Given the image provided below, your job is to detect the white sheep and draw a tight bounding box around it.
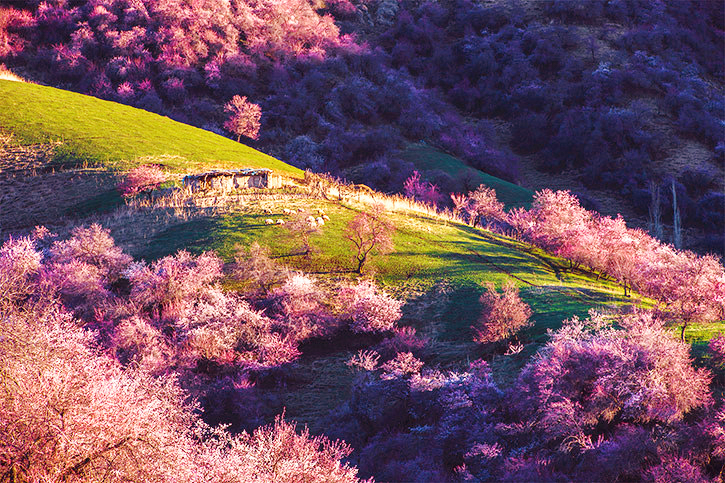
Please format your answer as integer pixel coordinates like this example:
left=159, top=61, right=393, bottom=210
left=305, top=215, right=316, bottom=224
left=276, top=219, right=286, bottom=225
left=283, top=208, right=291, bottom=215
left=316, top=217, right=325, bottom=226
left=264, top=219, right=274, bottom=225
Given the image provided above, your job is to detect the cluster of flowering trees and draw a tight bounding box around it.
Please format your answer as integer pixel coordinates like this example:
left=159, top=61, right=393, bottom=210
left=2, top=212, right=723, bottom=481
left=462, top=187, right=724, bottom=339
left=377, top=0, right=723, bottom=247
left=327, top=310, right=720, bottom=481
left=0, top=229, right=370, bottom=482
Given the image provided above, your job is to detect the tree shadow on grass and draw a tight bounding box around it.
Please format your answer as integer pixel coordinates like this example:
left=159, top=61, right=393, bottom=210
left=141, top=217, right=221, bottom=260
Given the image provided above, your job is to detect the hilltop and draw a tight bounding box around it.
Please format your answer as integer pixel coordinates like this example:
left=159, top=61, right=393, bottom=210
left=0, top=79, right=302, bottom=232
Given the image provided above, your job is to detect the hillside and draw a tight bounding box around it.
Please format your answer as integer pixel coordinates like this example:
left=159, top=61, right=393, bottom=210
left=0, top=79, right=302, bottom=232
left=1, top=0, right=721, bottom=256
left=0, top=80, right=302, bottom=175
left=0, top=3, right=724, bottom=479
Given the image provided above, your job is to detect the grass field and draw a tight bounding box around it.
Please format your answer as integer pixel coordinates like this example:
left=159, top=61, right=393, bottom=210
left=133, top=197, right=641, bottom=430
left=0, top=80, right=302, bottom=176
left=400, top=143, right=534, bottom=209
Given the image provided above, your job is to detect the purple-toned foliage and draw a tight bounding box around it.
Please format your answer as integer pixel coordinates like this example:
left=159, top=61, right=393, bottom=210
left=0, top=236, right=43, bottom=307
left=709, top=335, right=725, bottom=369
left=466, top=185, right=505, bottom=228
left=374, top=326, right=428, bottom=359
left=516, top=310, right=712, bottom=444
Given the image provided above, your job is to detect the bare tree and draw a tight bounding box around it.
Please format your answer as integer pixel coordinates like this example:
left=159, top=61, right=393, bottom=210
left=671, top=180, right=682, bottom=249
left=648, top=181, right=663, bottom=241
left=344, top=204, right=395, bottom=274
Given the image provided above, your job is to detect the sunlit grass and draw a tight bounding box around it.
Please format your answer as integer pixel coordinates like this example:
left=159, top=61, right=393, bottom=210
left=135, top=196, right=640, bottom=418
left=0, top=80, right=303, bottom=176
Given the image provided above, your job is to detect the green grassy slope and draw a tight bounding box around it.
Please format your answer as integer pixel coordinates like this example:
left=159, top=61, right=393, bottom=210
left=0, top=80, right=302, bottom=176
left=400, top=143, right=534, bottom=209
left=134, top=198, right=640, bottom=429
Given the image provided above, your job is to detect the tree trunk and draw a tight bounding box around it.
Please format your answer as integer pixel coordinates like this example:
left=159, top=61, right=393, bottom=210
left=356, top=256, right=365, bottom=274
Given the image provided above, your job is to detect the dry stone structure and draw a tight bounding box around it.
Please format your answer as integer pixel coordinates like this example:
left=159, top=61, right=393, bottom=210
left=183, top=168, right=284, bottom=193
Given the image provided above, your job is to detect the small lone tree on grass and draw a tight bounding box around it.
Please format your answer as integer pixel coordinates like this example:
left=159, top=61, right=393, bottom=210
left=224, top=95, right=261, bottom=142
left=285, top=210, right=320, bottom=257
left=344, top=204, right=394, bottom=274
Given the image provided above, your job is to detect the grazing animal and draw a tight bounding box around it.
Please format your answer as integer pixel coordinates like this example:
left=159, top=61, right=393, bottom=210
left=265, top=219, right=274, bottom=225
left=316, top=217, right=325, bottom=226
left=283, top=208, right=291, bottom=214
left=276, top=219, right=286, bottom=225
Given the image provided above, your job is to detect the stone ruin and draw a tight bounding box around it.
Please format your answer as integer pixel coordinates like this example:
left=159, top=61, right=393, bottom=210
left=183, top=168, right=284, bottom=193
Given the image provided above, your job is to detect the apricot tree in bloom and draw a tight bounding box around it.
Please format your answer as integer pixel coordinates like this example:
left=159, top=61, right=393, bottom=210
left=466, top=185, right=505, bottom=228
left=49, top=224, right=132, bottom=282
left=515, top=310, right=712, bottom=447
left=404, top=170, right=442, bottom=206
left=523, top=189, right=592, bottom=254
left=344, top=203, right=395, bottom=274
left=338, top=279, right=402, bottom=333
left=224, top=95, right=261, bottom=141
left=117, top=164, right=167, bottom=198
left=380, top=352, right=424, bottom=379
left=472, top=281, right=532, bottom=344
left=0, top=236, right=42, bottom=307
left=125, top=250, right=223, bottom=318
left=268, top=272, right=337, bottom=340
